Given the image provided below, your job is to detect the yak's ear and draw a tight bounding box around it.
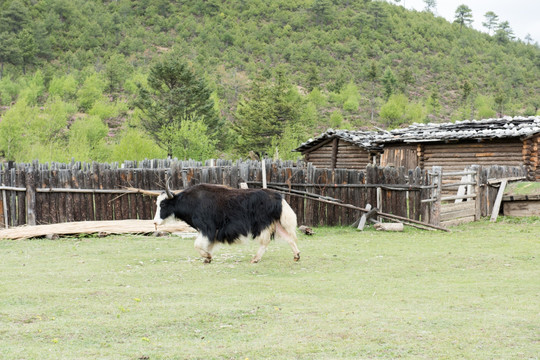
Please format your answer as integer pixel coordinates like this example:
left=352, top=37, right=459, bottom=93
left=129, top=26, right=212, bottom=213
left=165, top=177, right=174, bottom=199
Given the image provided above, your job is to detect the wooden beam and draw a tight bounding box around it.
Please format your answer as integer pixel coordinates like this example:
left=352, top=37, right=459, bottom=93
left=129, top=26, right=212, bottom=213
left=272, top=190, right=450, bottom=232
left=357, top=204, right=374, bottom=231
left=331, top=138, right=339, bottom=170
left=490, top=179, right=507, bottom=222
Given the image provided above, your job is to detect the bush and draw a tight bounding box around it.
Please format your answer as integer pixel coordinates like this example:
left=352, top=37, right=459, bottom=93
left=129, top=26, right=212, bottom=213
left=77, top=73, right=106, bottom=111
left=110, top=128, right=165, bottom=162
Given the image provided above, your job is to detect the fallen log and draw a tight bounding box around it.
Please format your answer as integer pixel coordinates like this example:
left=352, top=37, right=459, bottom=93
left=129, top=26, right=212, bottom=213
left=374, top=222, right=404, bottom=232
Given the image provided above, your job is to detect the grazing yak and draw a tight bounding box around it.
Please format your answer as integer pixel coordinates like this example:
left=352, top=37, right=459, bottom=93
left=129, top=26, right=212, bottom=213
left=153, top=183, right=300, bottom=263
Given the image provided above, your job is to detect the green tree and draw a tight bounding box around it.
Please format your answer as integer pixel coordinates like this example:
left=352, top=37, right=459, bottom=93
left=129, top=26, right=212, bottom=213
left=48, top=74, right=78, bottom=100
left=398, top=68, right=414, bottom=95
left=104, top=53, right=131, bottom=95
left=77, top=73, right=106, bottom=111
left=482, top=11, right=498, bottom=35
left=475, top=95, right=496, bottom=118
left=367, top=61, right=379, bottom=121
left=426, top=87, right=441, bottom=120
left=311, top=0, right=333, bottom=25
left=233, top=71, right=304, bottom=156
left=380, top=94, right=424, bottom=127
left=454, top=4, right=473, bottom=31
left=0, top=99, right=36, bottom=160
left=111, top=128, right=166, bottom=162
left=0, top=0, right=29, bottom=33
left=494, top=89, right=506, bottom=117
left=19, top=29, right=37, bottom=74
left=461, top=80, right=473, bottom=103
left=380, top=93, right=407, bottom=127
left=423, top=0, right=436, bottom=14
left=381, top=67, right=397, bottom=101
left=494, top=21, right=514, bottom=43
left=134, top=53, right=220, bottom=157
left=0, top=32, right=20, bottom=78
left=168, top=116, right=217, bottom=161
left=67, top=115, right=109, bottom=162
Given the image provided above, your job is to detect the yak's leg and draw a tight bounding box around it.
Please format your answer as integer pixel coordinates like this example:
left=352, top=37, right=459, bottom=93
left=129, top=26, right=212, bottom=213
left=194, top=234, right=214, bottom=263
left=251, top=228, right=273, bottom=263
left=276, top=223, right=300, bottom=261
left=279, top=200, right=301, bottom=261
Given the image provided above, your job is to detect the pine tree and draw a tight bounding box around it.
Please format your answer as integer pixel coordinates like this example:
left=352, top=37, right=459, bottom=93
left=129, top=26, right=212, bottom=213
left=233, top=70, right=303, bottom=156
left=482, top=11, right=499, bottom=35
left=381, top=68, right=397, bottom=101
left=134, top=54, right=220, bottom=157
left=454, top=5, right=473, bottom=31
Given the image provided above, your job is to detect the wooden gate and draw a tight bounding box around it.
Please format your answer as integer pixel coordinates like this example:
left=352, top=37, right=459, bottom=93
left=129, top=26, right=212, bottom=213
left=424, top=166, right=481, bottom=227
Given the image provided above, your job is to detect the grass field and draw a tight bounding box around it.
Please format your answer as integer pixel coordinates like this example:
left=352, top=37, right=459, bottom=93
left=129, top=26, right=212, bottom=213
left=1, top=217, right=539, bottom=359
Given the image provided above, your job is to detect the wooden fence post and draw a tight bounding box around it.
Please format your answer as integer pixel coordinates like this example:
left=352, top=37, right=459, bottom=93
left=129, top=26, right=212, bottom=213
left=474, top=166, right=482, bottom=221
left=26, top=167, right=36, bottom=226
left=430, top=166, right=442, bottom=226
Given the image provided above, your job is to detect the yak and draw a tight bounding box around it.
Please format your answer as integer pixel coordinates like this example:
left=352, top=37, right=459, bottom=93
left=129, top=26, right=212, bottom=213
left=153, top=183, right=300, bottom=263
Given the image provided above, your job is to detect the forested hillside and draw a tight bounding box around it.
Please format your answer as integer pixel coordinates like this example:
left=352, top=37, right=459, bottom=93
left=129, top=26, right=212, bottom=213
left=0, top=0, right=538, bottom=162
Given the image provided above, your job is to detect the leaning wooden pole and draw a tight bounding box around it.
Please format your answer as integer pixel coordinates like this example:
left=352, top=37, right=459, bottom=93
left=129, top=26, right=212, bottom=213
left=275, top=190, right=450, bottom=232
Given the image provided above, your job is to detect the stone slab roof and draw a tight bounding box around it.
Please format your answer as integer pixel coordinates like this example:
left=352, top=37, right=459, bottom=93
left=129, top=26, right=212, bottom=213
left=376, top=116, right=540, bottom=144
left=293, top=129, right=385, bottom=153
left=293, top=116, right=540, bottom=152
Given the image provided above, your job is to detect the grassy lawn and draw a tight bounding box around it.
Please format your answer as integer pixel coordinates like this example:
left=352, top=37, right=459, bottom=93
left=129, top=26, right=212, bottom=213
left=1, top=217, right=538, bottom=359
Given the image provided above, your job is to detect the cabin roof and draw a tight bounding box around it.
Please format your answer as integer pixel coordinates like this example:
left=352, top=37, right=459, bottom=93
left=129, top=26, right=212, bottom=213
left=294, top=116, right=540, bottom=152
left=293, top=129, right=386, bottom=153
left=376, top=116, right=540, bottom=144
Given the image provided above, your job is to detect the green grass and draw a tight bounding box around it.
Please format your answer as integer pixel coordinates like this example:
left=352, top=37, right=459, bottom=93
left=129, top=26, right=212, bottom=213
left=505, top=182, right=540, bottom=196
left=1, top=218, right=539, bottom=359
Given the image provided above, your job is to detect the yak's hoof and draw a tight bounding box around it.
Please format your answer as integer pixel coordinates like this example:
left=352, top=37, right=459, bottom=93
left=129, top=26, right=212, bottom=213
left=251, top=258, right=260, bottom=264
left=203, top=257, right=212, bottom=264
left=294, top=253, right=300, bottom=262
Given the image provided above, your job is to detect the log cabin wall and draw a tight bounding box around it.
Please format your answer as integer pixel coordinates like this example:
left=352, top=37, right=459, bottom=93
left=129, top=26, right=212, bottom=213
left=303, top=139, right=334, bottom=169
left=422, top=140, right=524, bottom=173
left=380, top=144, right=418, bottom=169
left=335, top=140, right=372, bottom=170
left=528, top=135, right=539, bottom=181
left=303, top=138, right=371, bottom=170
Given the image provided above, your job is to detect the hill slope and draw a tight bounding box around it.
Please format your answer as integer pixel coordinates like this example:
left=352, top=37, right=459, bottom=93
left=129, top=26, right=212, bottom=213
left=0, top=0, right=538, bottom=161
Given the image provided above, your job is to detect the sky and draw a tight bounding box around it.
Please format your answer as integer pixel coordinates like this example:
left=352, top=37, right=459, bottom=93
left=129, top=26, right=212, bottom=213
left=401, top=0, right=540, bottom=44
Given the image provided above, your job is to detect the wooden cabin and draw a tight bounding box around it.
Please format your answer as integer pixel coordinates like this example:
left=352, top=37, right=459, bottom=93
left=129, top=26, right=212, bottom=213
left=377, top=117, right=540, bottom=181
left=294, top=117, right=539, bottom=181
left=293, top=129, right=382, bottom=170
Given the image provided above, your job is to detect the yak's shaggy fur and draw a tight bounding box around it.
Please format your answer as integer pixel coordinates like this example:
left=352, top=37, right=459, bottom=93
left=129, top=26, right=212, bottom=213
left=154, top=184, right=300, bottom=263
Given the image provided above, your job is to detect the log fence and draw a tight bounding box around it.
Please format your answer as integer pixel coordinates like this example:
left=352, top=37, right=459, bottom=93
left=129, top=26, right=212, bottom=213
left=0, top=159, right=527, bottom=230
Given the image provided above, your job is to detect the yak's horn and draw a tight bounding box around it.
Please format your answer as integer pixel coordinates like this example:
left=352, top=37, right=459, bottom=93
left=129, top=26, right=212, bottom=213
left=165, top=177, right=174, bottom=199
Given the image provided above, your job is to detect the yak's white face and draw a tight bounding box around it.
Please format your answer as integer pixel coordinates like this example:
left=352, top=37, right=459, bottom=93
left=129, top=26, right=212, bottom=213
left=153, top=193, right=174, bottom=227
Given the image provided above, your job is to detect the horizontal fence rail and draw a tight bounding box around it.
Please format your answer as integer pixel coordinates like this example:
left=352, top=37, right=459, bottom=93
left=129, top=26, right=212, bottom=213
left=0, top=159, right=527, bottom=229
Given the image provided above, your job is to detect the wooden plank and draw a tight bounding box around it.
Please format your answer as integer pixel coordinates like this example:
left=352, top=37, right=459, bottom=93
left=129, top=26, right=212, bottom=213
left=133, top=169, right=143, bottom=220
left=25, top=168, right=36, bottom=226
left=0, top=169, right=5, bottom=228
left=440, top=204, right=475, bottom=222
left=503, top=200, right=540, bottom=216
left=16, top=168, right=26, bottom=226
left=357, top=204, right=373, bottom=230
left=40, top=167, right=51, bottom=224
left=72, top=168, right=82, bottom=221
left=490, top=179, right=507, bottom=222
left=74, top=164, right=84, bottom=221
left=65, top=169, right=75, bottom=223
left=441, top=215, right=476, bottom=227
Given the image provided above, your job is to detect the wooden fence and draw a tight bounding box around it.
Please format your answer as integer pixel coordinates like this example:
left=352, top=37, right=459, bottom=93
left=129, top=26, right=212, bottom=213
left=0, top=159, right=527, bottom=229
